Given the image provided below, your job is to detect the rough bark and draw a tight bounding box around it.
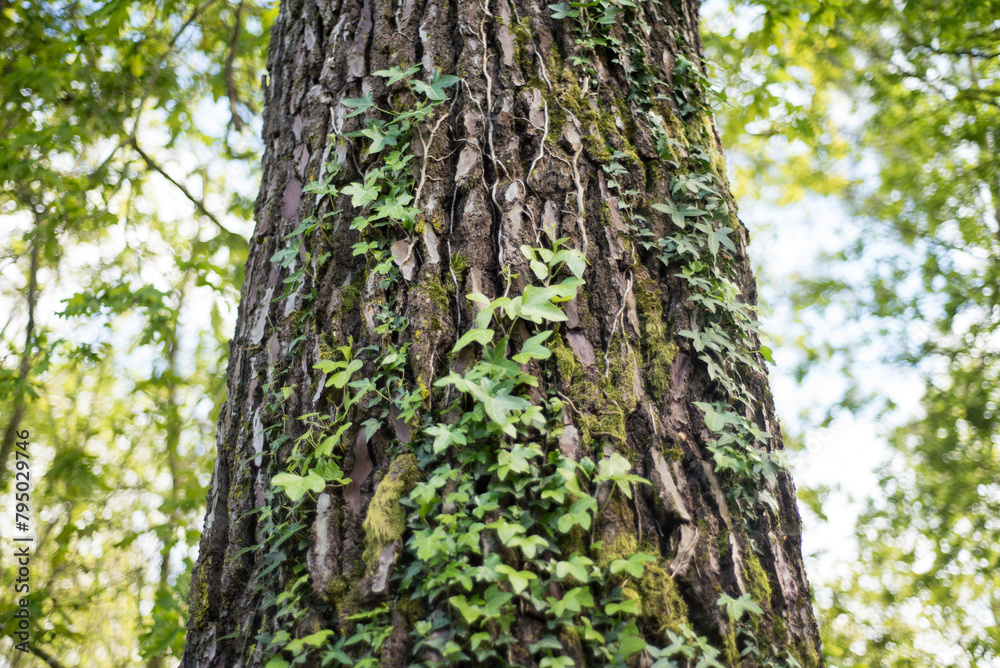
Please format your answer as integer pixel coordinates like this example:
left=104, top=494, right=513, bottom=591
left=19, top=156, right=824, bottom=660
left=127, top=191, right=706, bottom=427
left=183, top=1, right=823, bottom=666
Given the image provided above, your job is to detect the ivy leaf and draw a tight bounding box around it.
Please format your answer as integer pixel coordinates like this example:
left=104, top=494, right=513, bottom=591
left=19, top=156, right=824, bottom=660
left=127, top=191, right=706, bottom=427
left=758, top=345, right=775, bottom=364
left=510, top=534, right=549, bottom=559
left=479, top=388, right=531, bottom=433
left=372, top=65, right=420, bottom=85
left=554, top=554, right=593, bottom=583
left=482, top=585, right=514, bottom=616
left=520, top=285, right=568, bottom=323
left=717, top=593, right=764, bottom=621
left=540, top=658, right=576, bottom=668
left=449, top=595, right=482, bottom=625
left=617, top=624, right=647, bottom=656
left=316, top=422, right=352, bottom=456
left=453, top=328, right=495, bottom=353
left=495, top=564, right=537, bottom=595
left=341, top=95, right=374, bottom=117
left=609, top=552, right=657, bottom=578
left=495, top=443, right=539, bottom=480
left=362, top=418, right=381, bottom=442
left=693, top=401, right=730, bottom=432
left=494, top=520, right=526, bottom=546
left=426, top=423, right=468, bottom=455
left=551, top=276, right=584, bottom=301
left=530, top=260, right=549, bottom=280
left=556, top=496, right=597, bottom=533
left=412, top=69, right=461, bottom=101
left=548, top=3, right=578, bottom=19
left=314, top=459, right=348, bottom=484
left=529, top=636, right=565, bottom=654
left=595, top=453, right=649, bottom=499
left=707, top=226, right=735, bottom=257
left=605, top=598, right=641, bottom=616
left=512, top=330, right=553, bottom=364
left=286, top=630, right=335, bottom=654
left=652, top=200, right=706, bottom=228
left=272, top=471, right=325, bottom=502
left=550, top=248, right=587, bottom=278
left=328, top=359, right=363, bottom=389
left=341, top=181, right=379, bottom=208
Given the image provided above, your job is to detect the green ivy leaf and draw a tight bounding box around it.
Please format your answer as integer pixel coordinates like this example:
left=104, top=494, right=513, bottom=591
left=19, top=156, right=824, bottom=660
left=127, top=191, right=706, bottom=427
left=520, top=285, right=568, bottom=323
left=448, top=595, right=482, bottom=625
left=272, top=471, right=325, bottom=502
left=512, top=330, right=553, bottom=364
left=314, top=459, right=348, bottom=484
left=286, top=629, right=335, bottom=654
left=316, top=422, right=352, bottom=456
left=693, top=401, right=730, bottom=432
left=426, top=423, right=468, bottom=455
left=717, top=593, right=764, bottom=621
left=609, top=552, right=657, bottom=578
left=372, top=65, right=420, bottom=85
left=342, top=95, right=374, bottom=117
left=453, top=328, right=495, bottom=353
left=495, top=564, right=537, bottom=595
left=341, top=181, right=379, bottom=208
left=328, top=358, right=363, bottom=389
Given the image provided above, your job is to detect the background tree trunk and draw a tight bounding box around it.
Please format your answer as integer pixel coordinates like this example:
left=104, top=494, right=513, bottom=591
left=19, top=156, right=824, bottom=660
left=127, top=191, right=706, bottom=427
left=183, top=1, right=823, bottom=666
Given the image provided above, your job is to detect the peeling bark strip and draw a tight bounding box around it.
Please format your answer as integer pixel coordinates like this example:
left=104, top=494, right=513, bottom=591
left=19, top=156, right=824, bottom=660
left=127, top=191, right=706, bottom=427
left=183, top=1, right=823, bottom=667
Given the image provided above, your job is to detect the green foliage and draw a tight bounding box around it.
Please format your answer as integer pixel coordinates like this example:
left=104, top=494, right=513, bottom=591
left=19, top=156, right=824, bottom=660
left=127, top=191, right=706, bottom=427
left=251, top=55, right=766, bottom=666
left=707, top=1, right=1000, bottom=664
left=0, top=0, right=271, bottom=661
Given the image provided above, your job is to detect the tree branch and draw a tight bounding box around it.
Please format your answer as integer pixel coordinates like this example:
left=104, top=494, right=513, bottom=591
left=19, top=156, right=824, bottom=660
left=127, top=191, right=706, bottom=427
left=129, top=137, right=238, bottom=238
left=225, top=1, right=246, bottom=132
left=0, top=225, right=39, bottom=486
left=30, top=643, right=70, bottom=668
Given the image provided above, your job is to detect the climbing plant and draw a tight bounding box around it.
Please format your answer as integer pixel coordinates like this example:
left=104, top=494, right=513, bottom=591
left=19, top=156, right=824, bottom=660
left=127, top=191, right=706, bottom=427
left=252, top=23, right=800, bottom=668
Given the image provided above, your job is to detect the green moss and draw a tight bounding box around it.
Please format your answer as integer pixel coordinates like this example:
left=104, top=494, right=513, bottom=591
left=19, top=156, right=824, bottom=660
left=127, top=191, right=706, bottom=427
left=633, top=274, right=679, bottom=397
left=324, top=574, right=361, bottom=620
left=743, top=548, right=773, bottom=607
left=188, top=564, right=212, bottom=626
left=582, top=132, right=612, bottom=163
left=361, top=454, right=422, bottom=573
left=722, top=622, right=740, bottom=666
left=341, top=273, right=364, bottom=313
left=637, top=563, right=688, bottom=641
left=421, top=273, right=451, bottom=313
left=396, top=596, right=427, bottom=627
left=551, top=331, right=577, bottom=380
left=595, top=108, right=642, bottom=169
left=551, top=332, right=639, bottom=457
left=511, top=18, right=533, bottom=71
left=662, top=445, right=684, bottom=461
left=559, top=626, right=583, bottom=659
left=772, top=614, right=788, bottom=644
left=449, top=252, right=469, bottom=277
left=716, top=526, right=731, bottom=563
left=596, top=526, right=638, bottom=569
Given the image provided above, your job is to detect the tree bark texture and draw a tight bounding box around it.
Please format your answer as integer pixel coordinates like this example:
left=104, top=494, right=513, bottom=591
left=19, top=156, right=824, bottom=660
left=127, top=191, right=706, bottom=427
left=183, top=0, right=823, bottom=666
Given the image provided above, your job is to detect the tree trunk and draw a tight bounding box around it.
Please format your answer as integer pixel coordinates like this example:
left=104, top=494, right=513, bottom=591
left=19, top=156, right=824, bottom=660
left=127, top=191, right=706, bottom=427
left=183, top=1, right=823, bottom=667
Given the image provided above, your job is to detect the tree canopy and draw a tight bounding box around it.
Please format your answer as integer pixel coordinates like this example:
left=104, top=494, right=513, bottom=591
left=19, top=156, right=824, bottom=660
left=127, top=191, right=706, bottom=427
left=706, top=0, right=1000, bottom=665
left=1, top=0, right=270, bottom=662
